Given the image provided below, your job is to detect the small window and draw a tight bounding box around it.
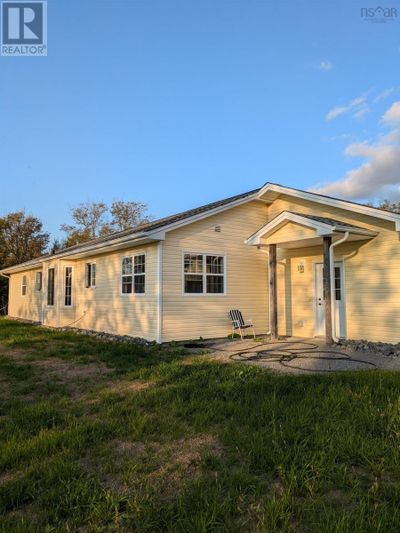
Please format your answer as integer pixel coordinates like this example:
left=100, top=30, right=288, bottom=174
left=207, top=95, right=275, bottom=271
left=184, top=253, right=225, bottom=294
left=334, top=266, right=341, bottom=301
left=121, top=257, right=133, bottom=294
left=47, top=268, right=55, bottom=306
left=134, top=254, right=146, bottom=293
left=85, top=263, right=96, bottom=288
left=21, top=275, right=27, bottom=296
left=36, top=272, right=42, bottom=291
left=121, top=255, right=146, bottom=294
left=65, top=267, right=72, bottom=306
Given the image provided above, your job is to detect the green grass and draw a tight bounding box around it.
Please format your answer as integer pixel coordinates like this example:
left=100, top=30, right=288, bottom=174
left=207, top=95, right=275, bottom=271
left=1, top=319, right=400, bottom=531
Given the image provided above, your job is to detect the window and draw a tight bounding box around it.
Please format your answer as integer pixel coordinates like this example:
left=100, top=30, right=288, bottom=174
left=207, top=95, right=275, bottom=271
left=21, top=275, right=27, bottom=296
left=334, top=266, right=341, bottom=301
left=85, top=263, right=96, bottom=288
left=47, top=268, right=55, bottom=306
left=65, top=267, right=72, bottom=306
left=134, top=254, right=145, bottom=293
left=36, top=272, right=42, bottom=291
left=183, top=254, right=225, bottom=294
left=121, top=254, right=146, bottom=294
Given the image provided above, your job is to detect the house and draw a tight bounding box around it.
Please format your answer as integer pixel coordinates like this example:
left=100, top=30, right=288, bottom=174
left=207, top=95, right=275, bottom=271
left=2, top=182, right=400, bottom=344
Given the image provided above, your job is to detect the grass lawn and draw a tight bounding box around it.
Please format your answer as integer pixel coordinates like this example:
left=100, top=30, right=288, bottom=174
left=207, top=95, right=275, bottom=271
left=1, top=319, right=400, bottom=532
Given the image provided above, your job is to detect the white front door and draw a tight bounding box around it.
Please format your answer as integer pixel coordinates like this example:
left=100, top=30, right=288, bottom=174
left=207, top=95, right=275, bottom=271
left=314, top=262, right=346, bottom=338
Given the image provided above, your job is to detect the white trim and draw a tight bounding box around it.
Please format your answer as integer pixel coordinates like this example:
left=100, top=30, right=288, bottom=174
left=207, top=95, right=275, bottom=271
left=157, top=241, right=163, bottom=343
left=246, top=210, right=377, bottom=246
left=120, top=252, right=147, bottom=296
left=182, top=251, right=227, bottom=296
left=5, top=180, right=400, bottom=276
left=257, top=183, right=400, bottom=230
left=46, top=267, right=55, bottom=307
left=313, top=260, right=346, bottom=339
left=85, top=262, right=96, bottom=289
left=63, top=265, right=73, bottom=308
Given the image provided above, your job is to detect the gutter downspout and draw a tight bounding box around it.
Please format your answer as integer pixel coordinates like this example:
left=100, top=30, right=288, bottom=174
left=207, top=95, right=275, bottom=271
left=156, top=241, right=163, bottom=343
left=329, top=232, right=350, bottom=343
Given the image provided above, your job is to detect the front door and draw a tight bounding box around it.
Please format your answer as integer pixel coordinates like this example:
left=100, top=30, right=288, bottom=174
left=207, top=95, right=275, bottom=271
left=314, top=262, right=346, bottom=338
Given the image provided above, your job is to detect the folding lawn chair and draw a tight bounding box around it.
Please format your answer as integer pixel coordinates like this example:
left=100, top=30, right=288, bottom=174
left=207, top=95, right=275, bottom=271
left=228, top=310, right=255, bottom=340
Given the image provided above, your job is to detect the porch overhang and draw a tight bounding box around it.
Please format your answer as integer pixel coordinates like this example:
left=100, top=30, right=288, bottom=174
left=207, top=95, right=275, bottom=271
left=245, top=211, right=377, bottom=248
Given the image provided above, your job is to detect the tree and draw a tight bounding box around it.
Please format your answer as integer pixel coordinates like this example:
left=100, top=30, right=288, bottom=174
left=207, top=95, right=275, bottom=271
left=0, top=211, right=49, bottom=312
left=60, top=202, right=109, bottom=247
left=110, top=200, right=152, bottom=231
left=60, top=200, right=152, bottom=246
left=0, top=211, right=49, bottom=266
left=376, top=200, right=400, bottom=214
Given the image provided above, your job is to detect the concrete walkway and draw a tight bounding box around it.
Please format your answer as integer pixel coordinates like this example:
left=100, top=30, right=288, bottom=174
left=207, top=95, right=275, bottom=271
left=204, top=337, right=400, bottom=374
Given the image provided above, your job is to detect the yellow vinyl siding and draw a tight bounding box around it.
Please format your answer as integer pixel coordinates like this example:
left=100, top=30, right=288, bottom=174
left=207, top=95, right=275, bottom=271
left=8, top=244, right=159, bottom=341
left=262, top=221, right=317, bottom=245
left=268, top=195, right=400, bottom=343
left=8, top=269, right=42, bottom=322
left=162, top=201, right=268, bottom=341
left=65, top=244, right=159, bottom=340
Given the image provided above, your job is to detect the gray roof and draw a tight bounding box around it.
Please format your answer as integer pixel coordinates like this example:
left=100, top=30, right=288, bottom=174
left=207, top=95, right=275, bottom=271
left=1, top=187, right=260, bottom=272
left=291, top=212, right=364, bottom=230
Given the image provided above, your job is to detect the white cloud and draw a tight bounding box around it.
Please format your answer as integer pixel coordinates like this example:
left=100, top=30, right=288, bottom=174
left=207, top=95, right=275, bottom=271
left=382, top=101, right=400, bottom=126
left=374, top=87, right=395, bottom=103
left=326, top=93, right=368, bottom=121
left=353, top=107, right=370, bottom=120
left=313, top=101, right=400, bottom=201
left=326, top=106, right=347, bottom=121
left=318, top=60, right=333, bottom=71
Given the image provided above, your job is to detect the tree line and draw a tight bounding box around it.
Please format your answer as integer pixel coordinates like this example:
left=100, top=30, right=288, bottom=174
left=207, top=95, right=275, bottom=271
left=0, top=200, right=152, bottom=310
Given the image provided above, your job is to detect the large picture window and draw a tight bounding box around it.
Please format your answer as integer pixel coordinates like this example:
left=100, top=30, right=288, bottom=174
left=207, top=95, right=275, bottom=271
left=65, top=267, right=72, bottom=306
left=183, top=254, right=225, bottom=294
left=47, top=268, right=55, bottom=306
left=122, top=254, right=146, bottom=294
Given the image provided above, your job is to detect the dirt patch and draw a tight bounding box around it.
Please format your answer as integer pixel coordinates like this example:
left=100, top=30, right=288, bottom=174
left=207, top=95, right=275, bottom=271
left=0, top=378, right=12, bottom=400
left=0, top=348, right=28, bottom=361
left=105, top=380, right=154, bottom=394
left=31, top=357, right=112, bottom=380
left=105, top=433, right=223, bottom=498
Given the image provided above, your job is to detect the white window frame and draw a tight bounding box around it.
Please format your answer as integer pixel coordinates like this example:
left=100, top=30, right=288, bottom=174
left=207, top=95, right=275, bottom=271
left=64, top=266, right=73, bottom=307
left=36, top=271, right=42, bottom=291
left=182, top=251, right=227, bottom=296
left=21, top=275, right=27, bottom=296
left=121, top=253, right=146, bottom=296
left=47, top=267, right=55, bottom=307
left=85, top=262, right=96, bottom=288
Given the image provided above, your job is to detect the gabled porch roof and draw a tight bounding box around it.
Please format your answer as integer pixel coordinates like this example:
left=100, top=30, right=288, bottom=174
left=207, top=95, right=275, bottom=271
left=245, top=211, right=378, bottom=248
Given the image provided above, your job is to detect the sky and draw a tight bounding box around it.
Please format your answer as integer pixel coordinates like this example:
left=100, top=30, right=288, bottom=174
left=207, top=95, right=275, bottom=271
left=1, top=0, right=400, bottom=240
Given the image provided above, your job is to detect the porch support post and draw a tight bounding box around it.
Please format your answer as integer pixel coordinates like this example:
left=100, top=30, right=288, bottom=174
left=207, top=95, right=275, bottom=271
left=269, top=244, right=278, bottom=340
left=323, top=236, right=333, bottom=345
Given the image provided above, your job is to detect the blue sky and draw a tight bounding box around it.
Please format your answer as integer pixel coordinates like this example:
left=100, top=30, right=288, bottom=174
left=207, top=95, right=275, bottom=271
left=1, top=0, right=400, bottom=239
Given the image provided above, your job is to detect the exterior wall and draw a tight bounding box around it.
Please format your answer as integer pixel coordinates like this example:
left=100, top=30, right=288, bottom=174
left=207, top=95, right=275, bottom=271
left=263, top=221, right=317, bottom=245
left=67, top=244, right=159, bottom=340
left=8, top=243, right=159, bottom=341
left=267, top=195, right=400, bottom=343
left=8, top=268, right=43, bottom=322
left=161, top=201, right=269, bottom=341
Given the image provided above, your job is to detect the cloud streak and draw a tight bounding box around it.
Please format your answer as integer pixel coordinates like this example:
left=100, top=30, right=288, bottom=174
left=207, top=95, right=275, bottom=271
left=326, top=93, right=367, bottom=121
